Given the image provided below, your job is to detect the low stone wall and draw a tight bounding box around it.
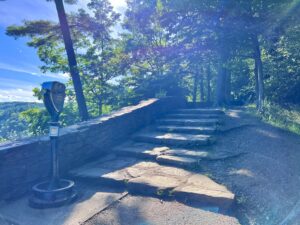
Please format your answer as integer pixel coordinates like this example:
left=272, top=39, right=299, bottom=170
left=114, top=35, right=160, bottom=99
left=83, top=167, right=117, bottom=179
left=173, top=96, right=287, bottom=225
left=0, top=97, right=185, bottom=200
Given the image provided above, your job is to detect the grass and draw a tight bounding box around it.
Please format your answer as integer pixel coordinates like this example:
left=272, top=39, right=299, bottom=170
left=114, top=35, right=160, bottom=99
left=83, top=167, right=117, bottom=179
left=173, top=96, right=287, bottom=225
left=246, top=102, right=300, bottom=135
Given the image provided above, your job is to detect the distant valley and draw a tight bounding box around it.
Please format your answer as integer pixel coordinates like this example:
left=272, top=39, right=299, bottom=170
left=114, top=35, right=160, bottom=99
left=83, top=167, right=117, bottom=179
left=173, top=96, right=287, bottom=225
left=0, top=102, right=43, bottom=142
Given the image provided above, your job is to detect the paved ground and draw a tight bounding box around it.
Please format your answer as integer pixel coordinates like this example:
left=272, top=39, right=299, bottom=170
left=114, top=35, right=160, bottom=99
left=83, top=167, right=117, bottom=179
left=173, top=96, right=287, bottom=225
left=84, top=195, right=239, bottom=225
left=0, top=183, right=127, bottom=225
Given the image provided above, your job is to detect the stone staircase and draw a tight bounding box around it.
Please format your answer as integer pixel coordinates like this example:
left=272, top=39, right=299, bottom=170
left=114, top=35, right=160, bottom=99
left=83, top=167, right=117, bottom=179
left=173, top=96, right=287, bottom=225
left=70, top=108, right=236, bottom=213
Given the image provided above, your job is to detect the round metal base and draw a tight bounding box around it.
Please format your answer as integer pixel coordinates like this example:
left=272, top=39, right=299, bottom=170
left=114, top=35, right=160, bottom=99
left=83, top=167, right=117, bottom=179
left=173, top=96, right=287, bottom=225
left=29, top=179, right=77, bottom=209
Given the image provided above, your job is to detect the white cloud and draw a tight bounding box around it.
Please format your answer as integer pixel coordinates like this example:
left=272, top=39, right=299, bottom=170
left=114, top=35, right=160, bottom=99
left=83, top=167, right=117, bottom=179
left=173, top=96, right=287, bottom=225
left=0, top=62, right=68, bottom=81
left=0, top=88, right=39, bottom=102
left=0, top=62, right=41, bottom=76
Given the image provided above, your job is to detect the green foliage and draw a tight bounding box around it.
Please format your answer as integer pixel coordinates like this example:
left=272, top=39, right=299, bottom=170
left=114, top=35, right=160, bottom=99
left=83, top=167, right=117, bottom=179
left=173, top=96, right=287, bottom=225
left=0, top=101, right=81, bottom=142
left=247, top=102, right=300, bottom=135
left=17, top=102, right=80, bottom=137
left=19, top=108, right=50, bottom=135
left=0, top=102, right=43, bottom=141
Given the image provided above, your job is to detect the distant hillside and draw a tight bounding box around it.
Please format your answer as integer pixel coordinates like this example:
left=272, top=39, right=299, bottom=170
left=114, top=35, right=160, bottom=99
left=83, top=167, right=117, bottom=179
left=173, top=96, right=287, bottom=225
left=0, top=102, right=43, bottom=142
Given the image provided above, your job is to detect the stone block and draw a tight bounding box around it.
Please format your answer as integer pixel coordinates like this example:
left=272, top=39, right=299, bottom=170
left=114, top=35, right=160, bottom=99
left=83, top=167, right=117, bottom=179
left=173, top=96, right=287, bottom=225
left=173, top=174, right=235, bottom=211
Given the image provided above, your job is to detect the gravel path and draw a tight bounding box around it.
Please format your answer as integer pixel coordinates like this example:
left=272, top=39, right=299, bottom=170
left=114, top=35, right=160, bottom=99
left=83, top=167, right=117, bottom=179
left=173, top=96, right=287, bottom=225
left=202, top=109, right=300, bottom=225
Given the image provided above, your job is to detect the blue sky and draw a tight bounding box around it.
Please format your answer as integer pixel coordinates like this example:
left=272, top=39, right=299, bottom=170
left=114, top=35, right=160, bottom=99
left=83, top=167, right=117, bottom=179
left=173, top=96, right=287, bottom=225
left=0, top=0, right=126, bottom=102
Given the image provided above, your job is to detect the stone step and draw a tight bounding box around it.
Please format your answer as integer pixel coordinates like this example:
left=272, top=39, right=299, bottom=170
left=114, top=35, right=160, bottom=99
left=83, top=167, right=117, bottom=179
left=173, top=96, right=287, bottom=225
left=176, top=108, right=224, bottom=115
left=172, top=174, right=234, bottom=211
left=70, top=156, right=235, bottom=211
left=112, top=143, right=201, bottom=168
left=157, top=119, right=219, bottom=127
left=112, top=142, right=168, bottom=160
left=162, top=148, right=242, bottom=161
left=112, top=142, right=240, bottom=163
left=156, top=155, right=200, bottom=167
left=133, top=132, right=215, bottom=148
left=167, top=113, right=220, bottom=119
left=69, top=154, right=139, bottom=187
left=156, top=125, right=217, bottom=134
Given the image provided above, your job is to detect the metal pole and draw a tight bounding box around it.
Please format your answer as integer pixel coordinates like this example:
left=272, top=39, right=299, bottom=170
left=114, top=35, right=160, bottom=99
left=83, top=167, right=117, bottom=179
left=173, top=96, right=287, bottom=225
left=49, top=122, right=60, bottom=189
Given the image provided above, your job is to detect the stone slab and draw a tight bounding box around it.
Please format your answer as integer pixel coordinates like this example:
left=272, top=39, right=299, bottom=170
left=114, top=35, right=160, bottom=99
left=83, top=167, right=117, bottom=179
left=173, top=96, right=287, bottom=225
left=163, top=149, right=243, bottom=161
left=157, top=118, right=219, bottom=126
left=125, top=164, right=235, bottom=211
left=112, top=142, right=168, bottom=159
left=127, top=175, right=183, bottom=196
left=0, top=184, right=126, bottom=225
left=173, top=174, right=235, bottom=211
left=156, top=125, right=216, bottom=134
left=71, top=157, right=191, bottom=189
left=156, top=155, right=199, bottom=167
left=176, top=108, right=224, bottom=115
left=126, top=163, right=191, bottom=197
left=167, top=113, right=220, bottom=119
left=133, top=132, right=214, bottom=147
left=70, top=156, right=139, bottom=186
left=164, top=149, right=211, bottom=158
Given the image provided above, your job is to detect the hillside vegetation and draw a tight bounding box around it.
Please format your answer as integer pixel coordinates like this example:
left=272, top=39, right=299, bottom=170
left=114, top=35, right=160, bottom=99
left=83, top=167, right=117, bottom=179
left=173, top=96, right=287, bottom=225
left=0, top=102, right=43, bottom=142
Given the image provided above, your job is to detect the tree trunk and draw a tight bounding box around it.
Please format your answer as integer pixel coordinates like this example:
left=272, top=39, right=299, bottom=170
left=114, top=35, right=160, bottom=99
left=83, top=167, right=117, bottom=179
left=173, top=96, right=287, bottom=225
left=206, top=65, right=211, bottom=103
left=225, top=69, right=231, bottom=105
left=99, top=37, right=104, bottom=116
left=252, top=34, right=264, bottom=111
left=216, top=29, right=228, bottom=106
left=98, top=95, right=102, bottom=116
left=54, top=0, right=89, bottom=121
left=216, top=0, right=229, bottom=107
left=216, top=61, right=227, bottom=106
left=192, top=72, right=199, bottom=105
left=254, top=59, right=259, bottom=108
left=199, top=70, right=205, bottom=102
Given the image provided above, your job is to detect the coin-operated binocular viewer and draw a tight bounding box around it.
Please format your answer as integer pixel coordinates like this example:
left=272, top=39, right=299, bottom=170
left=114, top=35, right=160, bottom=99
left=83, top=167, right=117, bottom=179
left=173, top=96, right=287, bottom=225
left=29, top=81, right=77, bottom=208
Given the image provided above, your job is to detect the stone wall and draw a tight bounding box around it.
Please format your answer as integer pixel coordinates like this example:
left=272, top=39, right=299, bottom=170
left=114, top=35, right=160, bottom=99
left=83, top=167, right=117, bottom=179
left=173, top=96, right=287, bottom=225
left=0, top=97, right=185, bottom=200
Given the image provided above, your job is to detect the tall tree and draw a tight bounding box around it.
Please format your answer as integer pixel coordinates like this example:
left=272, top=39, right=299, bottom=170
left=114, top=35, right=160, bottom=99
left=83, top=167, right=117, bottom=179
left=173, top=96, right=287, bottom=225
left=252, top=35, right=264, bottom=110
left=52, top=0, right=89, bottom=120
left=71, top=0, right=121, bottom=115
left=192, top=70, right=199, bottom=104
left=206, top=64, right=212, bottom=103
